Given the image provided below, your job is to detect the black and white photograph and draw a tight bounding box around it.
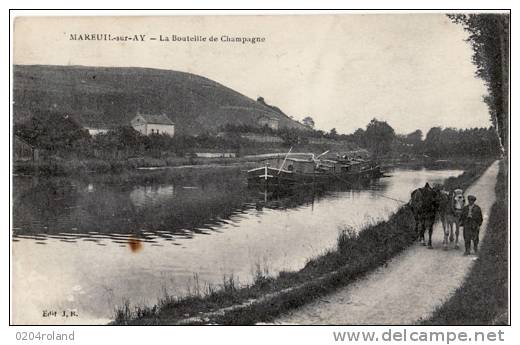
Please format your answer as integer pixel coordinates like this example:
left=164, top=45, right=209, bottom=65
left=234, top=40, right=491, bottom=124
left=9, top=11, right=509, bottom=329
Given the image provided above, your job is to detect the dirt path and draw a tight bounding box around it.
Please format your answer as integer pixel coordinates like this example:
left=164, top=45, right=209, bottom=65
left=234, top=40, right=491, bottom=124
left=274, top=161, right=499, bottom=325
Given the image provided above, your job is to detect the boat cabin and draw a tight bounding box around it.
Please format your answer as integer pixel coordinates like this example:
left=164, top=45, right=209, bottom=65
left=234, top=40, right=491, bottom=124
left=261, top=157, right=316, bottom=174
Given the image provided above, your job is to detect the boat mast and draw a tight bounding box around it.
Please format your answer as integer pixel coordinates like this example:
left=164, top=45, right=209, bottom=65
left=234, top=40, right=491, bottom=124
left=277, top=147, right=293, bottom=175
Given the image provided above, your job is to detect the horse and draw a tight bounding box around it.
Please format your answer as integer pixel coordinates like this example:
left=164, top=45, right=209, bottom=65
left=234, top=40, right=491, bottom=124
left=446, top=189, right=465, bottom=249
left=435, top=187, right=452, bottom=249
left=433, top=187, right=465, bottom=249
left=410, top=183, right=439, bottom=248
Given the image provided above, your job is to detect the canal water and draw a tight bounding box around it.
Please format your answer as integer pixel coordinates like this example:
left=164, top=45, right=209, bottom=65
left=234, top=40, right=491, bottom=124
left=12, top=166, right=463, bottom=324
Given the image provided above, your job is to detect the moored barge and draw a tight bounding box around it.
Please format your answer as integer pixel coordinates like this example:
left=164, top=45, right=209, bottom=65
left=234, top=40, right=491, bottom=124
left=247, top=153, right=383, bottom=187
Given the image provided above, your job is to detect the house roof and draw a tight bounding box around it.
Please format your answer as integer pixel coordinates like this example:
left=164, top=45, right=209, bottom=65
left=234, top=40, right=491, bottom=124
left=135, top=113, right=174, bottom=125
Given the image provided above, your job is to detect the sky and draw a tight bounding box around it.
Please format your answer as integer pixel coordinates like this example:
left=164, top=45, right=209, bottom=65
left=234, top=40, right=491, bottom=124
left=13, top=14, right=492, bottom=136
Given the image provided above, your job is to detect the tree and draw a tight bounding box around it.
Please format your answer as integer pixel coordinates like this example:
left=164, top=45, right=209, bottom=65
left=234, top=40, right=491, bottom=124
left=110, top=126, right=144, bottom=150
left=301, top=116, right=315, bottom=128
left=422, top=126, right=500, bottom=158
left=329, top=128, right=338, bottom=139
left=278, top=128, right=300, bottom=146
left=14, top=110, right=91, bottom=154
left=351, top=128, right=366, bottom=147
left=93, top=126, right=146, bottom=157
left=405, top=129, right=423, bottom=145
left=449, top=14, right=509, bottom=153
left=364, top=118, right=395, bottom=156
left=424, top=127, right=443, bottom=156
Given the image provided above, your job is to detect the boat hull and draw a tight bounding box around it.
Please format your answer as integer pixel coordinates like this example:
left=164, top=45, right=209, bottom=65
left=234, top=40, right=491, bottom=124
left=247, top=165, right=383, bottom=187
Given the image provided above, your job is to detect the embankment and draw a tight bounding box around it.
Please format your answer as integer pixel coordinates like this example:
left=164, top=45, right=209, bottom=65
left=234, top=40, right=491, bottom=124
left=422, top=160, right=508, bottom=325
left=112, top=160, right=493, bottom=325
left=13, top=156, right=257, bottom=176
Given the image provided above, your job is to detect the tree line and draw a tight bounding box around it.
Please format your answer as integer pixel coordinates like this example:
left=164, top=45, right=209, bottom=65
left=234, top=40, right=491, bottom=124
left=338, top=118, right=501, bottom=158
left=449, top=13, right=509, bottom=154
left=14, top=110, right=501, bottom=160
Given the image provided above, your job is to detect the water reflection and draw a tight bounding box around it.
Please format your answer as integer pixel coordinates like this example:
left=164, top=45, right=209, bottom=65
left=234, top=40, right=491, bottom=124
left=12, top=166, right=463, bottom=324
left=130, top=185, right=175, bottom=208
left=14, top=171, right=378, bottom=244
left=13, top=169, right=253, bottom=243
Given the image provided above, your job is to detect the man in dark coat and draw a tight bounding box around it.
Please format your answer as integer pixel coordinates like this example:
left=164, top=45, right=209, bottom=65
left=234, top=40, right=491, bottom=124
left=461, top=195, right=483, bottom=255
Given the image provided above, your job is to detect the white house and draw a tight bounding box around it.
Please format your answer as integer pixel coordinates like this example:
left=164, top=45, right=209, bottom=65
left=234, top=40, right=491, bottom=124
left=131, top=113, right=175, bottom=136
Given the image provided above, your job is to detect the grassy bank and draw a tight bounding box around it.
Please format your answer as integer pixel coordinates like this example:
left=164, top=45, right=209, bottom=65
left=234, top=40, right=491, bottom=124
left=14, top=160, right=256, bottom=188
left=422, top=160, right=508, bottom=325
left=13, top=155, right=259, bottom=176
left=13, top=143, right=340, bottom=176
left=112, top=160, right=493, bottom=325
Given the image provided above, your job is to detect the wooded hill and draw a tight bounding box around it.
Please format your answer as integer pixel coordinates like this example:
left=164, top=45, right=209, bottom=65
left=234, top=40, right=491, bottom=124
left=13, top=65, right=308, bottom=135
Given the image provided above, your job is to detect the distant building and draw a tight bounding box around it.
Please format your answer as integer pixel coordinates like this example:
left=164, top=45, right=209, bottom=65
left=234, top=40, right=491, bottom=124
left=131, top=113, right=175, bottom=136
left=14, top=135, right=40, bottom=162
left=257, top=115, right=279, bottom=130
left=194, top=151, right=237, bottom=158
left=85, top=127, right=110, bottom=136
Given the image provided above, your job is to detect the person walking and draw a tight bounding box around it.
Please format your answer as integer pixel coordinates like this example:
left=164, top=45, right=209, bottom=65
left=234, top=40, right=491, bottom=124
left=461, top=195, right=483, bottom=255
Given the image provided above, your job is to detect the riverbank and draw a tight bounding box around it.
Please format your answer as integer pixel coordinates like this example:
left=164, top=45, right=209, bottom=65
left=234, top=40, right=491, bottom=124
left=13, top=155, right=256, bottom=176
left=112, top=160, right=493, bottom=325
left=273, top=160, right=499, bottom=325
left=14, top=153, right=495, bottom=177
left=422, top=160, right=508, bottom=325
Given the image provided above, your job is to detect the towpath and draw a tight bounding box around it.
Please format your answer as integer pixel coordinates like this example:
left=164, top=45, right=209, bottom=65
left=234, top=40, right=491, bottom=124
left=274, top=161, right=499, bottom=324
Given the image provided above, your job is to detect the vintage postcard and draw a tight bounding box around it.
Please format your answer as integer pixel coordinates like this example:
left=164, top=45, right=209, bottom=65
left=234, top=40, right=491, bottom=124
left=11, top=13, right=509, bottom=326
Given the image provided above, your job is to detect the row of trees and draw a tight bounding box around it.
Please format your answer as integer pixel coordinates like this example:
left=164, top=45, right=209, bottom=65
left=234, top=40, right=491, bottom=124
left=449, top=14, right=509, bottom=153
left=14, top=110, right=502, bottom=160
left=336, top=118, right=501, bottom=158
left=421, top=127, right=501, bottom=157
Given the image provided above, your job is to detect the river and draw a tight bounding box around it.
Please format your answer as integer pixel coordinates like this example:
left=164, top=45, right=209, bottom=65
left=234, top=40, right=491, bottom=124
left=11, top=166, right=463, bottom=324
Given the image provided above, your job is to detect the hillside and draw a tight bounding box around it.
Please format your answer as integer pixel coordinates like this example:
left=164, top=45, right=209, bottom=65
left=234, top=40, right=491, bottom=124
left=13, top=65, right=308, bottom=135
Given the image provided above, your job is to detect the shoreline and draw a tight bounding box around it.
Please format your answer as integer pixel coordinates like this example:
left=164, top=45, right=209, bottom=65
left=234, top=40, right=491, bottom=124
left=13, top=154, right=494, bottom=178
